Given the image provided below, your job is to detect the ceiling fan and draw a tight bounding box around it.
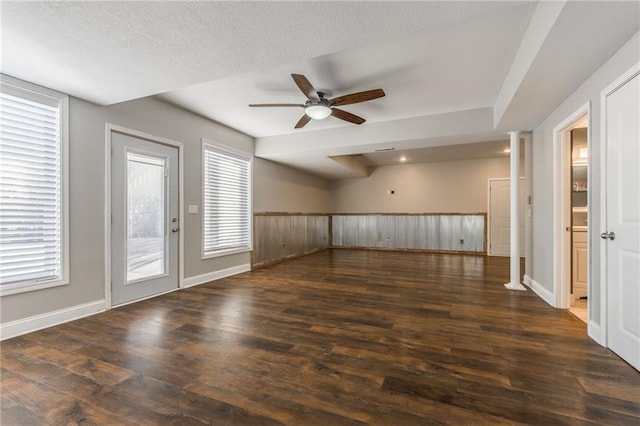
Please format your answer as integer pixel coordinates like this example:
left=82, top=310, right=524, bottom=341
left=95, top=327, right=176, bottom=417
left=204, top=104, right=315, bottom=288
left=249, top=74, right=385, bottom=129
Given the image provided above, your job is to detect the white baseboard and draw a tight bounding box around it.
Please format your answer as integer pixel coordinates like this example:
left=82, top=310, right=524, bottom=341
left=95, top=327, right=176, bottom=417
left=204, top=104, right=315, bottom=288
left=1, top=299, right=105, bottom=341
left=526, top=276, right=555, bottom=307
left=183, top=263, right=251, bottom=289
left=523, top=274, right=533, bottom=287
left=588, top=320, right=605, bottom=346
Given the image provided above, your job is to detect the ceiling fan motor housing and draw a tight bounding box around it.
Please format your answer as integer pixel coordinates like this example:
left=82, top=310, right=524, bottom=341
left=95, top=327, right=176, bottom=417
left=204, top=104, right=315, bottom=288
left=305, top=98, right=332, bottom=108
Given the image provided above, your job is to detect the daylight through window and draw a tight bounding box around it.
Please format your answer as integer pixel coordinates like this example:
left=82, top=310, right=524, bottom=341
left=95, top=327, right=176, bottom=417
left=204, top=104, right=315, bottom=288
left=202, top=141, right=251, bottom=258
left=0, top=76, right=69, bottom=295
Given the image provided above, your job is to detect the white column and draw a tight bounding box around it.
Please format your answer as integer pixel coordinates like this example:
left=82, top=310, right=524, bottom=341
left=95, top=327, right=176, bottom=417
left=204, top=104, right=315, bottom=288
left=505, top=131, right=527, bottom=291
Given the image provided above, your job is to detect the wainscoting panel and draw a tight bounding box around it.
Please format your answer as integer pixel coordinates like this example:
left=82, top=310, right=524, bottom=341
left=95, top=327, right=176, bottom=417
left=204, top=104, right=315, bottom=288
left=332, top=214, right=486, bottom=253
left=253, top=213, right=330, bottom=267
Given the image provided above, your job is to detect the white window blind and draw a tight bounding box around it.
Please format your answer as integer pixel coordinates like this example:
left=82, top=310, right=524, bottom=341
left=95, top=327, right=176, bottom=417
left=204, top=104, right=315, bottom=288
left=0, top=76, right=68, bottom=294
left=202, top=142, right=251, bottom=257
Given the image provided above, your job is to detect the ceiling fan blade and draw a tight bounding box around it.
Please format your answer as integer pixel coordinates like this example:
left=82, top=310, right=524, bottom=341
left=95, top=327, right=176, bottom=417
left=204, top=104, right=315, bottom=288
left=295, top=114, right=312, bottom=129
left=331, top=108, right=366, bottom=125
left=291, top=74, right=319, bottom=100
left=330, top=89, right=385, bottom=106
left=249, top=103, right=304, bottom=107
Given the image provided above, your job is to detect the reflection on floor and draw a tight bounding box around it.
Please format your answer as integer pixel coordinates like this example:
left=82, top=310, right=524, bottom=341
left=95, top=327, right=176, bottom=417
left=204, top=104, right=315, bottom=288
left=570, top=298, right=588, bottom=324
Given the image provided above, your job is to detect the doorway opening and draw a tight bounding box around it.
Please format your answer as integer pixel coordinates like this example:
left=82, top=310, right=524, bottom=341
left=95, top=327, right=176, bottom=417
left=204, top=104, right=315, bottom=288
left=569, top=126, right=588, bottom=323
left=552, top=104, right=590, bottom=325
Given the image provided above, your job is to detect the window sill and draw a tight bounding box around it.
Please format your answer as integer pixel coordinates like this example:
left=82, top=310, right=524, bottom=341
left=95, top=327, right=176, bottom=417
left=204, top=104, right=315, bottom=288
left=0, top=279, right=69, bottom=297
left=202, top=246, right=252, bottom=260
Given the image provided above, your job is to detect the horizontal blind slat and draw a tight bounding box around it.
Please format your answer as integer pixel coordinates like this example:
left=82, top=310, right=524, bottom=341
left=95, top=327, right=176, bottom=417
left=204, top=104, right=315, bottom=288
left=0, top=89, right=64, bottom=286
left=203, top=145, right=250, bottom=254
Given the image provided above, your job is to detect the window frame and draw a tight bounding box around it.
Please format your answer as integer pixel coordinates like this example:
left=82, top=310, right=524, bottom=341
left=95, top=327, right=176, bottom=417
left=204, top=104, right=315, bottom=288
left=0, top=75, right=70, bottom=296
left=201, top=139, right=253, bottom=259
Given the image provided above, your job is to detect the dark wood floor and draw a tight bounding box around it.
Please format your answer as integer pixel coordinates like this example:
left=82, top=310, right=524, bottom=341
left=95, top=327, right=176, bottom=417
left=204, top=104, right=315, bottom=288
left=2, top=249, right=639, bottom=425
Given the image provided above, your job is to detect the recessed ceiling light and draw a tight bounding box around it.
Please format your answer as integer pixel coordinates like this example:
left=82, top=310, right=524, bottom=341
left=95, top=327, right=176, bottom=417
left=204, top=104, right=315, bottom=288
left=399, top=156, right=407, bottom=162
left=503, top=148, right=511, bottom=153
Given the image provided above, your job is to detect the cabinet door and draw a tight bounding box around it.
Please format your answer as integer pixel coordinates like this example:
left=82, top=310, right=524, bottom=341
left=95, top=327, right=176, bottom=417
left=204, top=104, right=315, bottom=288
left=572, top=232, right=588, bottom=298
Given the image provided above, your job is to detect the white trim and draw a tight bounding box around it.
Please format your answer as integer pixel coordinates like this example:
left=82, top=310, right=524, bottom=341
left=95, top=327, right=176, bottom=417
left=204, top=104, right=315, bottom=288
left=599, top=61, right=640, bottom=348
left=552, top=102, right=590, bottom=309
left=588, top=320, right=605, bottom=346
left=183, top=263, right=251, bottom=289
left=0, top=300, right=105, bottom=341
left=202, top=247, right=253, bottom=260
left=202, top=138, right=252, bottom=161
left=504, top=131, right=523, bottom=290
left=105, top=124, right=185, bottom=308
left=528, top=277, right=555, bottom=307
left=523, top=133, right=533, bottom=282
left=0, top=280, right=70, bottom=297
left=201, top=138, right=253, bottom=260
left=523, top=274, right=533, bottom=287
left=111, top=287, right=179, bottom=309
left=0, top=75, right=70, bottom=296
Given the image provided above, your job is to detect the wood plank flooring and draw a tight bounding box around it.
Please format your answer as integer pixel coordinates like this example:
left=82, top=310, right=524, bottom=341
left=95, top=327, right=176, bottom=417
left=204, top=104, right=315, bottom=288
left=2, top=249, right=639, bottom=425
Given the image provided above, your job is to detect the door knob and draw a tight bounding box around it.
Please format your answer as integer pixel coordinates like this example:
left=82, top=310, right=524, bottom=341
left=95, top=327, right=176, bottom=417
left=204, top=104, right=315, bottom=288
left=172, top=227, right=180, bottom=233
left=600, top=231, right=615, bottom=240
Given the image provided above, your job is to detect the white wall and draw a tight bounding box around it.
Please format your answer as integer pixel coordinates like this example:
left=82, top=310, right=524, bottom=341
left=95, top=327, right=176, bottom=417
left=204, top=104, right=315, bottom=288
left=531, top=31, right=639, bottom=326
left=1, top=96, right=253, bottom=324
left=253, top=158, right=330, bottom=213
left=330, top=157, right=519, bottom=213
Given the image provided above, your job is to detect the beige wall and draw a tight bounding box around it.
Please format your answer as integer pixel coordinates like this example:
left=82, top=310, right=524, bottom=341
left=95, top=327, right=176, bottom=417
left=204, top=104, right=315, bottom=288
left=253, top=158, right=330, bottom=213
left=330, top=157, right=521, bottom=213
left=530, top=31, right=639, bottom=326
left=1, top=95, right=254, bottom=324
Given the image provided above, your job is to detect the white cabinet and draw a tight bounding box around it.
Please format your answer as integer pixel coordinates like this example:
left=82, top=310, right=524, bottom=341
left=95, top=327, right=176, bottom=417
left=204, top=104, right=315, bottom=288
left=572, top=230, right=588, bottom=298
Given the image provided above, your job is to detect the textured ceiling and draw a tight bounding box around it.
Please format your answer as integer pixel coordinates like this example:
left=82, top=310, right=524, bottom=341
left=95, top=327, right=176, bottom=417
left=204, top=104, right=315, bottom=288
left=0, top=1, right=519, bottom=105
left=159, top=2, right=535, bottom=138
left=2, top=1, right=638, bottom=179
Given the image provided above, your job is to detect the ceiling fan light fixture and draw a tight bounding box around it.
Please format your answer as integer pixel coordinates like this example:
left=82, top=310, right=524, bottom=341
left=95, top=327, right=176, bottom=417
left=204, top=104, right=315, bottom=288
left=305, top=104, right=332, bottom=120
left=250, top=74, right=384, bottom=128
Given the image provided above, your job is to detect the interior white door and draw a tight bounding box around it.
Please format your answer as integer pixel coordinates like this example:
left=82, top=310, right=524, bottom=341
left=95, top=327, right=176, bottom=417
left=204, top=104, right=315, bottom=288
left=489, top=178, right=525, bottom=256
left=111, top=132, right=179, bottom=306
left=605, top=69, right=640, bottom=371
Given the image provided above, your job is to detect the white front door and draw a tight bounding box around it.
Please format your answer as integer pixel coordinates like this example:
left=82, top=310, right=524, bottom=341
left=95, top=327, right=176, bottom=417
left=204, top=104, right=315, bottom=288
left=489, top=178, right=525, bottom=256
left=111, top=131, right=179, bottom=306
left=604, top=67, right=640, bottom=371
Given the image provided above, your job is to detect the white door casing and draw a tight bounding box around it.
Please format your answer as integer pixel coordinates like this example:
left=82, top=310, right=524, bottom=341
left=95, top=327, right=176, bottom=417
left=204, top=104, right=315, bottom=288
left=488, top=178, right=525, bottom=256
left=553, top=103, right=590, bottom=311
left=603, top=66, right=640, bottom=371
left=107, top=128, right=182, bottom=307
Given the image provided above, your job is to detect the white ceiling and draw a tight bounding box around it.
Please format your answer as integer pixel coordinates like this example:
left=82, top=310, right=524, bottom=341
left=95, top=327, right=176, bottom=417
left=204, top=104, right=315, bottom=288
left=159, top=2, right=535, bottom=138
left=0, top=1, right=520, bottom=105
left=361, top=140, right=520, bottom=167
left=2, top=1, right=638, bottom=179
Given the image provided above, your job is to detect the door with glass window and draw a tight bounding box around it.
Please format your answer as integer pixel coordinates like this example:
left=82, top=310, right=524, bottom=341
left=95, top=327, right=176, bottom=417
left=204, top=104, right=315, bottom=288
left=111, top=131, right=179, bottom=306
